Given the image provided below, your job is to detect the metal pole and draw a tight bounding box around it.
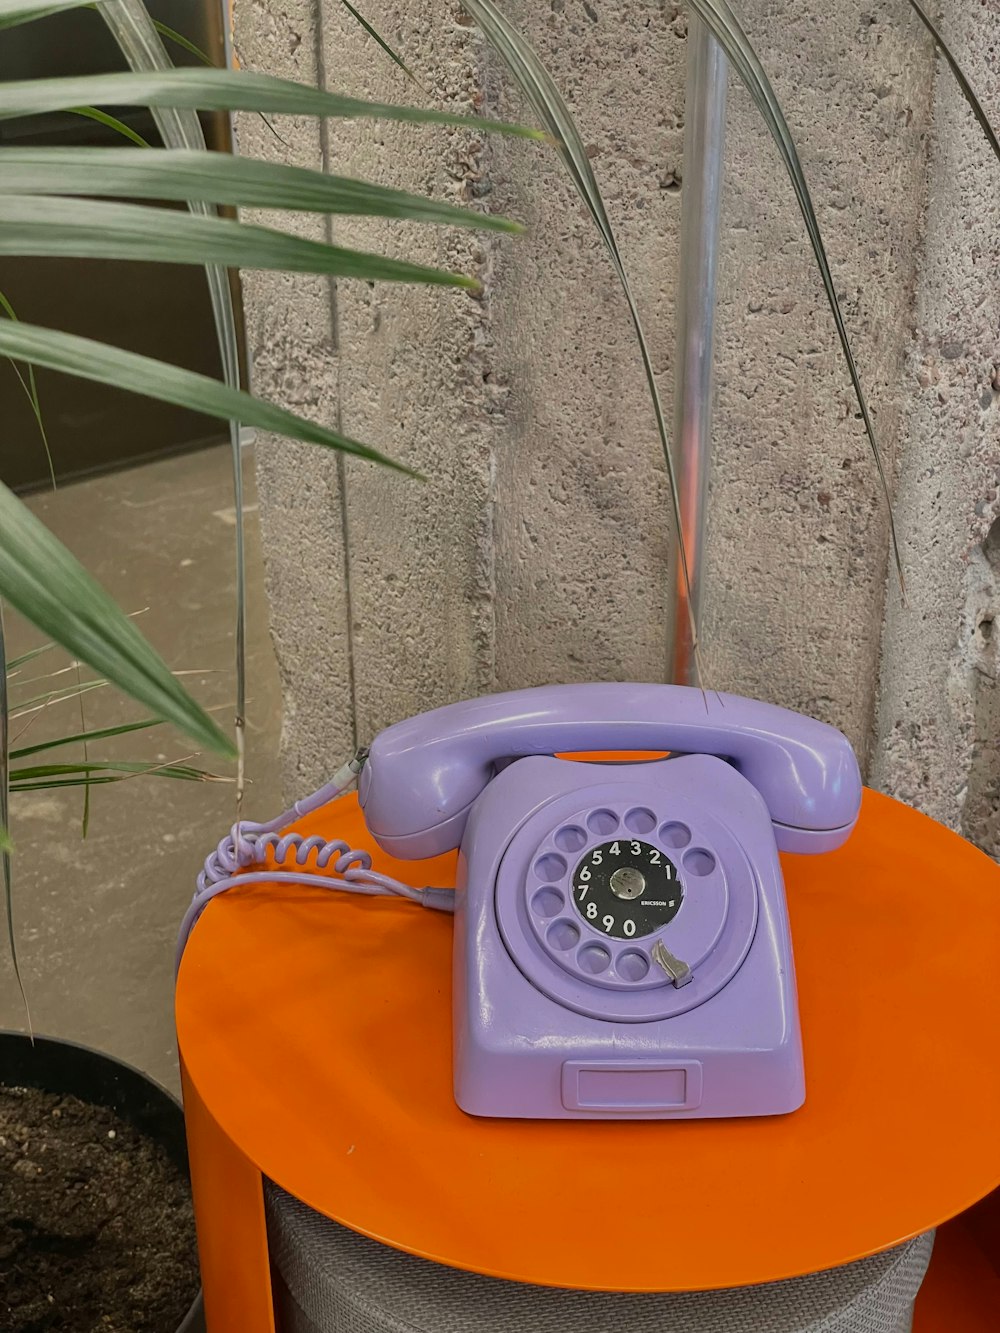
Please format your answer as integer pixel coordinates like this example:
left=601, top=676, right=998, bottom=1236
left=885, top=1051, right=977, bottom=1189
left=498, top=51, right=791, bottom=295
left=669, top=18, right=728, bottom=685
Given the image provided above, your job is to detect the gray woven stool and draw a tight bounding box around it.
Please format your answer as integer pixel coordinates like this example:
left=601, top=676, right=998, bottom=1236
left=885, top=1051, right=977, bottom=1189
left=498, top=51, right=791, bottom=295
left=264, top=1180, right=934, bottom=1333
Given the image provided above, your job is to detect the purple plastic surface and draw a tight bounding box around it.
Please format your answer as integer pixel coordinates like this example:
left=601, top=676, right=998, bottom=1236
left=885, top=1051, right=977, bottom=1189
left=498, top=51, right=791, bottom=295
left=453, top=751, right=806, bottom=1119
left=358, top=683, right=861, bottom=860
left=353, top=684, right=861, bottom=1118
left=495, top=778, right=758, bottom=1022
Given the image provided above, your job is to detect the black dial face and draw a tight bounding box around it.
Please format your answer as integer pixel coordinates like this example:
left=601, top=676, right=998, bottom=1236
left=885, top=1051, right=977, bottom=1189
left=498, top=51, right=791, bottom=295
left=571, top=839, right=683, bottom=940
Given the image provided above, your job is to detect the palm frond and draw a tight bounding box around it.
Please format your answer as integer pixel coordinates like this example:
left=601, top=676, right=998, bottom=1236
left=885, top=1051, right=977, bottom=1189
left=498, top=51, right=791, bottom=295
left=337, top=1, right=418, bottom=84
left=0, top=195, right=483, bottom=285
left=0, top=322, right=419, bottom=473
left=903, top=0, right=1000, bottom=164
left=66, top=105, right=151, bottom=147
left=0, top=480, right=235, bottom=757
left=460, top=0, right=701, bottom=653
left=681, top=0, right=904, bottom=590
left=0, top=147, right=521, bottom=231
left=0, top=68, right=545, bottom=138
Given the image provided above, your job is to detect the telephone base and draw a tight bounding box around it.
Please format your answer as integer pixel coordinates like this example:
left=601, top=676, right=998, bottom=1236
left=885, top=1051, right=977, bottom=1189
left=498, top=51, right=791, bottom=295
left=456, top=1044, right=805, bottom=1121
left=454, top=752, right=805, bottom=1121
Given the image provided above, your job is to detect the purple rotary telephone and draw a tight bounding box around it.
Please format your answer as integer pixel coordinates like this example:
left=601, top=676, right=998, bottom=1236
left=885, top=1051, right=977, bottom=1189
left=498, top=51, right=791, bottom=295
left=191, top=684, right=861, bottom=1120
left=359, top=684, right=861, bottom=1120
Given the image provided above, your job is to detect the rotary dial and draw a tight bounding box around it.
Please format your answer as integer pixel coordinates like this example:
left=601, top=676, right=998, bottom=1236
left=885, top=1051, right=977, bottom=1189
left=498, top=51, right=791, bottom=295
left=571, top=838, right=683, bottom=940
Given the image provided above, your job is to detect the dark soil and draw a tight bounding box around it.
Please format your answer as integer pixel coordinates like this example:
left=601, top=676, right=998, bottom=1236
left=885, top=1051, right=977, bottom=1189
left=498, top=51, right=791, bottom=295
left=0, top=1085, right=199, bottom=1333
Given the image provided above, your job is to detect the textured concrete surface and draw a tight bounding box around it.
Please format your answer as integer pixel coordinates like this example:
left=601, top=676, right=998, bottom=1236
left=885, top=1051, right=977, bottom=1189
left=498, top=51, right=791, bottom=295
left=706, top=0, right=934, bottom=760
left=238, top=1, right=998, bottom=854
left=234, top=0, right=355, bottom=796
left=872, top=4, right=1000, bottom=851
left=0, top=447, right=282, bottom=1090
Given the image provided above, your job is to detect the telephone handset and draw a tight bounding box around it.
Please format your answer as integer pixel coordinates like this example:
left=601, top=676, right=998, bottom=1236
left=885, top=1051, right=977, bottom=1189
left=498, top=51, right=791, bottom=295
left=190, top=684, right=861, bottom=1120
left=359, top=684, right=861, bottom=1119
left=359, top=683, right=860, bottom=858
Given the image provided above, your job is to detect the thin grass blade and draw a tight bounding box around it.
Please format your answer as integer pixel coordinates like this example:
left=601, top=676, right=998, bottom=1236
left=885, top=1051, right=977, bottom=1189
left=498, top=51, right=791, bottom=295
left=10, top=759, right=219, bottom=782
left=0, top=322, right=417, bottom=474
left=73, top=661, right=90, bottom=836
left=337, top=1, right=419, bottom=85
left=12, top=716, right=162, bottom=760
left=459, top=0, right=701, bottom=658
left=0, top=69, right=544, bottom=138
left=0, top=148, right=522, bottom=232
left=67, top=105, right=151, bottom=147
left=903, top=0, right=1000, bottom=164
left=10, top=669, right=209, bottom=727
left=0, top=480, right=235, bottom=757
left=11, top=774, right=204, bottom=790
left=681, top=0, right=903, bottom=589
left=0, top=608, right=29, bottom=1024
left=11, top=678, right=110, bottom=718
left=6, top=643, right=55, bottom=673
left=0, top=195, right=481, bottom=286
left=151, top=18, right=213, bottom=65
left=0, top=288, right=55, bottom=487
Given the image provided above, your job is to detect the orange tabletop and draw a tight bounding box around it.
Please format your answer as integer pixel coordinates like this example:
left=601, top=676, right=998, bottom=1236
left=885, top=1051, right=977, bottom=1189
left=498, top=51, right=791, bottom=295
left=176, top=787, right=1000, bottom=1298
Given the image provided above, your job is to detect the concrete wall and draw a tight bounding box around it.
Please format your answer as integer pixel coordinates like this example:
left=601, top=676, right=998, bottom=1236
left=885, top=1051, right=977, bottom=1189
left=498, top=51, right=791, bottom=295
left=235, top=0, right=999, bottom=855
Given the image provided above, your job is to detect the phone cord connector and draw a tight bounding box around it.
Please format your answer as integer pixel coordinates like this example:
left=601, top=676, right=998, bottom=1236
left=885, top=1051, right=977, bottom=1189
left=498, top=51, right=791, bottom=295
left=178, top=749, right=452, bottom=974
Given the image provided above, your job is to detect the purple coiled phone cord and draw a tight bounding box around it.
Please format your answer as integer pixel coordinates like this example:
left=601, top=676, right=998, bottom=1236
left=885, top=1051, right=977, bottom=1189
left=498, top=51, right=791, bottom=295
left=178, top=749, right=453, bottom=974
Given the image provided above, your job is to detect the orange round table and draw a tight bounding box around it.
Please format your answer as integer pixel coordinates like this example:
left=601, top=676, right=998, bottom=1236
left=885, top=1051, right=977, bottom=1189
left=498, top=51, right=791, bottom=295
left=176, top=788, right=1000, bottom=1333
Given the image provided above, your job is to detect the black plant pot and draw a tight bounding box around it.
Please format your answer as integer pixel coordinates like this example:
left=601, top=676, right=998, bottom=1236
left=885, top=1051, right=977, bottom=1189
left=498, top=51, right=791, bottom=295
left=0, top=1031, right=205, bottom=1333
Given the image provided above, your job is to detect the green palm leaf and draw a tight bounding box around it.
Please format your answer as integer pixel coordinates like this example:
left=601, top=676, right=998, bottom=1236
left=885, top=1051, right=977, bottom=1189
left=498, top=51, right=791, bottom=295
left=0, top=321, right=418, bottom=475
left=6, top=643, right=56, bottom=673
left=679, top=0, right=905, bottom=587
left=10, top=759, right=220, bottom=783
left=67, top=105, right=151, bottom=147
left=0, top=68, right=544, bottom=138
left=0, top=481, right=235, bottom=759
left=90, top=0, right=529, bottom=809
left=338, top=1, right=418, bottom=84
left=150, top=18, right=213, bottom=66
left=0, top=195, right=481, bottom=287
left=903, top=0, right=1000, bottom=163
left=99, top=0, right=254, bottom=810
left=0, top=0, right=88, bottom=19
left=11, top=716, right=162, bottom=759
left=458, top=0, right=700, bottom=652
left=0, top=147, right=522, bottom=232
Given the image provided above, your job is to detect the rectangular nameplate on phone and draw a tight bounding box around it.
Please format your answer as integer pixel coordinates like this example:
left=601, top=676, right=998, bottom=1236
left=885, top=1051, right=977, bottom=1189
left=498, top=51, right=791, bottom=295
left=562, top=1061, right=704, bottom=1112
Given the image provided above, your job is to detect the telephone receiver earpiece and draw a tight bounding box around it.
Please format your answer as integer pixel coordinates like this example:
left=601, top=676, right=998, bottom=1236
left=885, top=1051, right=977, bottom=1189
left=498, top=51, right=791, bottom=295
left=358, top=684, right=862, bottom=861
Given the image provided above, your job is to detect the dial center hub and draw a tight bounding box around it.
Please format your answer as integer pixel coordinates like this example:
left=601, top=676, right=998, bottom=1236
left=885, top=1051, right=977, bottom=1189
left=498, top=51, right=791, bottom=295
left=571, top=838, right=683, bottom=941
left=610, top=866, right=646, bottom=900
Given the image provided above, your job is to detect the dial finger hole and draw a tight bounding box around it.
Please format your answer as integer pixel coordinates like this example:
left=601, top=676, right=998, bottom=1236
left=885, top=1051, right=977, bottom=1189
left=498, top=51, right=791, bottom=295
left=533, top=853, right=567, bottom=882
left=532, top=887, right=564, bottom=919
left=683, top=848, right=716, bottom=877
left=578, top=944, right=611, bottom=975
left=547, top=919, right=580, bottom=951
left=624, top=807, right=656, bottom=835
left=659, top=821, right=692, bottom=849
left=616, top=950, right=650, bottom=982
left=554, top=824, right=587, bottom=853
left=587, top=808, right=619, bottom=835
